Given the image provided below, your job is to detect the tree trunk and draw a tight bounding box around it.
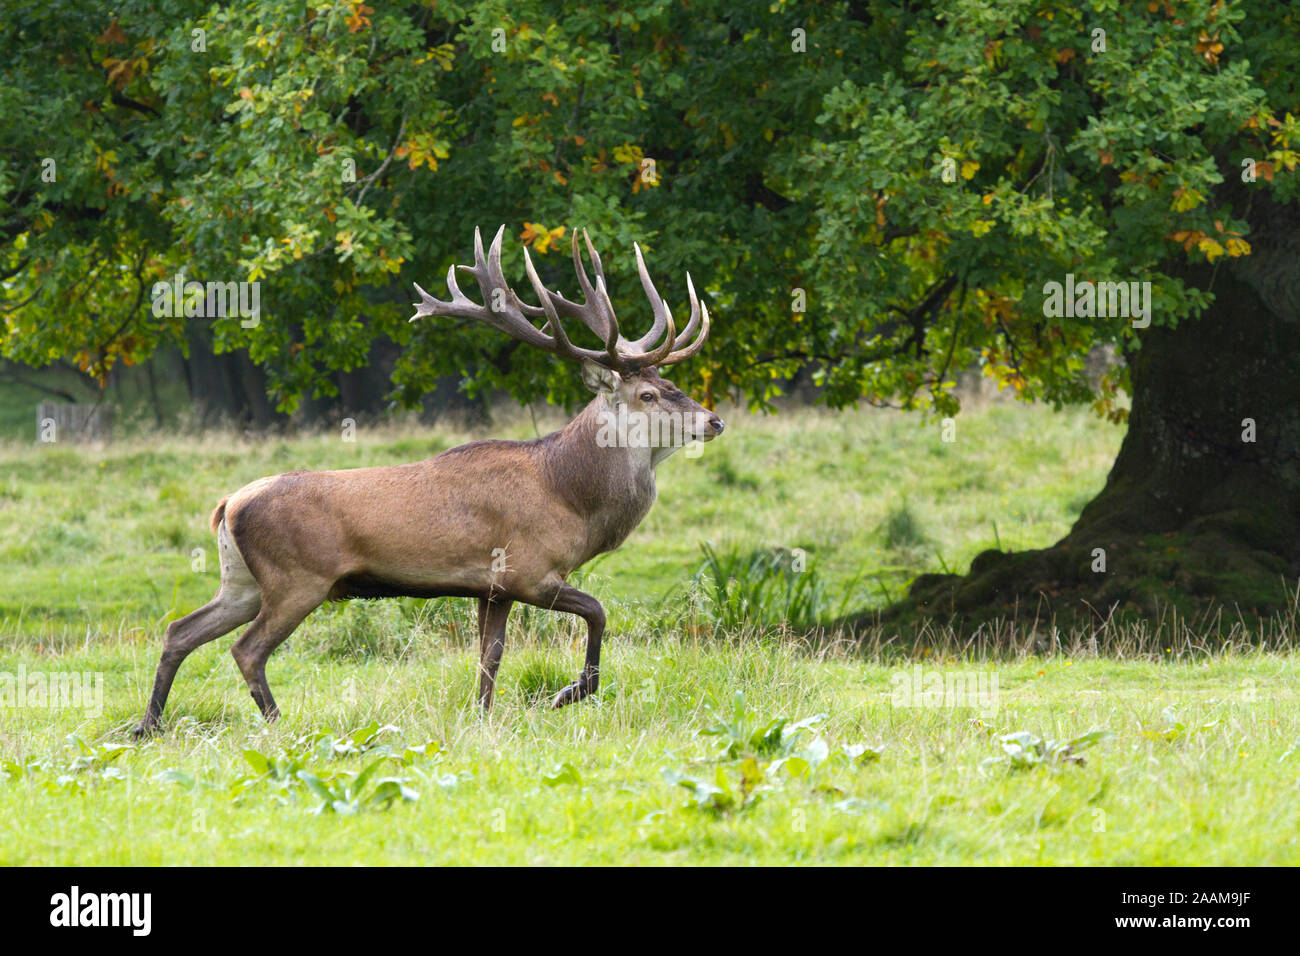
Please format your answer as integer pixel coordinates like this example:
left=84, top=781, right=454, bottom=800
left=181, top=319, right=285, bottom=430
left=889, top=198, right=1300, bottom=628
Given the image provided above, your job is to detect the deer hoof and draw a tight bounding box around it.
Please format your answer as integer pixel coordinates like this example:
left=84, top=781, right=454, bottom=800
left=131, top=721, right=159, bottom=740
left=550, top=676, right=596, bottom=709
left=550, top=684, right=579, bottom=709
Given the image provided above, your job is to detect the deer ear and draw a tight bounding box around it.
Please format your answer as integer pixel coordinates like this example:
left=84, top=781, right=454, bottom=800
left=581, top=360, right=621, bottom=395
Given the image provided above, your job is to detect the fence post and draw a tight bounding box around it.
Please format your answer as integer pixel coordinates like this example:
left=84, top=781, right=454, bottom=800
left=35, top=402, right=113, bottom=443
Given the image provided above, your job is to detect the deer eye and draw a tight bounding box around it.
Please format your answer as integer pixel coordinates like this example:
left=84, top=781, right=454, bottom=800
left=639, top=391, right=657, bottom=402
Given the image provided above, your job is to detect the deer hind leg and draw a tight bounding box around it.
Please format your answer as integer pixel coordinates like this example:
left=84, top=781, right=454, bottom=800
left=522, top=581, right=605, bottom=709
left=477, top=597, right=514, bottom=711
left=134, top=522, right=262, bottom=737
left=230, top=585, right=327, bottom=723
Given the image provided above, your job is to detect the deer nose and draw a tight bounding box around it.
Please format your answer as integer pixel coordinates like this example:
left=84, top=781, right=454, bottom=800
left=709, top=416, right=725, bottom=435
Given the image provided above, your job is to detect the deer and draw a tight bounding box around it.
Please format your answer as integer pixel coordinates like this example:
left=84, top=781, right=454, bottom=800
left=133, top=225, right=723, bottom=737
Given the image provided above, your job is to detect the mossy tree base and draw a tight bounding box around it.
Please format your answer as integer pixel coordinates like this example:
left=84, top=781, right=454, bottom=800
left=854, top=201, right=1300, bottom=635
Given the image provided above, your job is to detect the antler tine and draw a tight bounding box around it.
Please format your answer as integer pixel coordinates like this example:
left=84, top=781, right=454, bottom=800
left=483, top=224, right=516, bottom=312
left=567, top=229, right=596, bottom=321
left=410, top=279, right=443, bottom=321
left=585, top=229, right=625, bottom=346
left=561, top=229, right=618, bottom=346
left=411, top=225, right=585, bottom=360
left=582, top=229, right=610, bottom=298
left=409, top=259, right=480, bottom=322
left=628, top=242, right=670, bottom=352
left=660, top=275, right=710, bottom=365
left=478, top=225, right=560, bottom=325
left=499, top=232, right=620, bottom=368
left=633, top=295, right=676, bottom=369
left=472, top=225, right=542, bottom=322
left=669, top=272, right=702, bottom=348
left=411, top=225, right=709, bottom=373
left=521, top=244, right=607, bottom=365
left=590, top=274, right=624, bottom=367
left=474, top=225, right=489, bottom=277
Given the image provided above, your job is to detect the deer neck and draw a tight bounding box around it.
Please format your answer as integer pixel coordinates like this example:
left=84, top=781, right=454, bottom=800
left=539, top=395, right=659, bottom=553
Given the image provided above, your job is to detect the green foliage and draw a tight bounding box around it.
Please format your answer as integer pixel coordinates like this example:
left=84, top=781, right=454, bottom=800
left=105, top=722, right=449, bottom=815
left=665, top=692, right=883, bottom=816
left=662, top=759, right=768, bottom=815
left=309, top=601, right=421, bottom=661
left=540, top=761, right=583, bottom=788
left=981, top=729, right=1113, bottom=773
left=690, top=542, right=848, bottom=632
left=881, top=500, right=929, bottom=551
left=1, top=735, right=135, bottom=793
left=700, top=691, right=827, bottom=760
left=294, top=764, right=420, bottom=816
left=0, top=0, right=870, bottom=411
left=1140, top=707, right=1220, bottom=743
left=233, top=722, right=444, bottom=813
left=800, top=0, right=1297, bottom=415
left=7, top=2, right=1294, bottom=416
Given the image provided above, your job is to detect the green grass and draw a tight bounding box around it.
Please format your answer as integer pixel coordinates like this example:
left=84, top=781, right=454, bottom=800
left=0, top=400, right=1119, bottom=636
left=2, top=401, right=1299, bottom=865
left=2, top=635, right=1298, bottom=864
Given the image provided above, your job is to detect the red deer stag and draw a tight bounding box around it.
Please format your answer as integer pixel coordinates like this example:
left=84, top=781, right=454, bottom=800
left=134, top=226, right=722, bottom=736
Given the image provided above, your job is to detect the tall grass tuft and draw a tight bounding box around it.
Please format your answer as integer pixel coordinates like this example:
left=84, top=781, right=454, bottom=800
left=679, top=543, right=858, bottom=634
left=881, top=499, right=929, bottom=551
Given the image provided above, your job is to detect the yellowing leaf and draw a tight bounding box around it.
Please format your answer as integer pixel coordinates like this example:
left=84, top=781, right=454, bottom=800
left=612, top=143, right=643, bottom=165
left=97, top=21, right=129, bottom=45
left=1197, top=237, right=1224, bottom=262
left=1195, top=31, right=1223, bottom=65
left=346, top=2, right=374, bottom=33
left=961, top=160, right=979, bottom=180
left=1270, top=148, right=1299, bottom=171
left=1170, top=187, right=1204, bottom=212
left=520, top=222, right=566, bottom=253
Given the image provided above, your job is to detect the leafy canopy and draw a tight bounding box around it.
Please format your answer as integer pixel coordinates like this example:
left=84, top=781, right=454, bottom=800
left=2, top=0, right=1297, bottom=416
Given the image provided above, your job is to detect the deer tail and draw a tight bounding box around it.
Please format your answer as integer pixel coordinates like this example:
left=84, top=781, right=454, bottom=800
left=210, top=495, right=230, bottom=534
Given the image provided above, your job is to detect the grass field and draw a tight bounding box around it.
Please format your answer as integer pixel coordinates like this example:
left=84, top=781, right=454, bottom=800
left=2, top=400, right=1299, bottom=865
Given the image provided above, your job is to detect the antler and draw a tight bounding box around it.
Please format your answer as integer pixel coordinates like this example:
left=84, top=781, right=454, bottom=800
left=410, top=225, right=710, bottom=373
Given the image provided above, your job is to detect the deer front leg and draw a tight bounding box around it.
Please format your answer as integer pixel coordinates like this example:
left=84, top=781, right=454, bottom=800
left=477, top=596, right=513, bottom=710
left=531, top=582, right=605, bottom=709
